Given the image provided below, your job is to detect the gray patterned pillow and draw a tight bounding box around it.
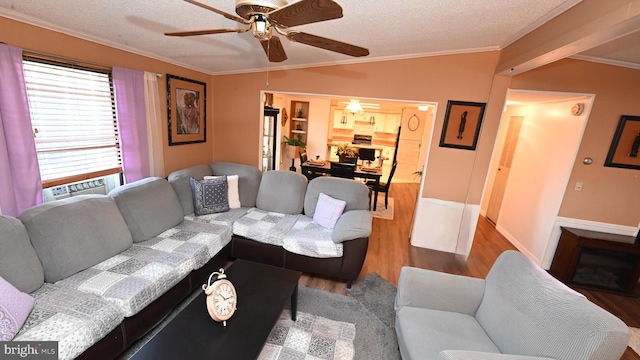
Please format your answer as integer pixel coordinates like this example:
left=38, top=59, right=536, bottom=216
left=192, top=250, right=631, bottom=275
left=190, top=176, right=229, bottom=215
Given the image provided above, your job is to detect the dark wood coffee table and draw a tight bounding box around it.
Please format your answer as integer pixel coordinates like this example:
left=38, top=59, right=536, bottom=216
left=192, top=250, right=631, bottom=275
left=129, top=259, right=301, bottom=359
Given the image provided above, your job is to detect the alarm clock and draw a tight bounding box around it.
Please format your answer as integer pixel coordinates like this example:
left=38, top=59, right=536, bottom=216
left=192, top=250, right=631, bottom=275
left=203, top=268, right=237, bottom=326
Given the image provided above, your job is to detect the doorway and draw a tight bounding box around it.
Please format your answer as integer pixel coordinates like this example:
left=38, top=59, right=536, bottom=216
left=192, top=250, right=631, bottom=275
left=481, top=89, right=594, bottom=265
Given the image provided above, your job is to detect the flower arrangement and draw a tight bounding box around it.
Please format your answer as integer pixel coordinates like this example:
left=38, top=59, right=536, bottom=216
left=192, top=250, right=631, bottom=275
left=336, top=142, right=356, bottom=157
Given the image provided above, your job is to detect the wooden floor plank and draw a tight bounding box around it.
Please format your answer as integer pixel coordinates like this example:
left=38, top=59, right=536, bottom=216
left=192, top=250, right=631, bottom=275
left=300, top=182, right=639, bottom=359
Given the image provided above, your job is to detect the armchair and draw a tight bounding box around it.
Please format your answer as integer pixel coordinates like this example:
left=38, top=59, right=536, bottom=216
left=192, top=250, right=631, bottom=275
left=395, top=250, right=629, bottom=360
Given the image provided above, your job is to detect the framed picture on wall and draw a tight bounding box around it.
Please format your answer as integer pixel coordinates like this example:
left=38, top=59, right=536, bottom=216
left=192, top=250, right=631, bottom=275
left=167, top=74, right=206, bottom=146
left=439, top=100, right=486, bottom=151
left=604, top=115, right=640, bottom=170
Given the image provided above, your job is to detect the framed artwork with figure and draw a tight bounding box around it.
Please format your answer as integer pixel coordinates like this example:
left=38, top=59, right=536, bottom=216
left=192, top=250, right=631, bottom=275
left=439, top=100, right=486, bottom=151
left=167, top=74, right=206, bottom=146
left=604, top=115, right=640, bottom=170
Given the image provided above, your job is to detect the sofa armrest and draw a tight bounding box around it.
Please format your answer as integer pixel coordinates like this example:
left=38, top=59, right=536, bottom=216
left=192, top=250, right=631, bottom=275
left=332, top=210, right=372, bottom=243
left=438, top=350, right=556, bottom=360
left=395, top=266, right=485, bottom=316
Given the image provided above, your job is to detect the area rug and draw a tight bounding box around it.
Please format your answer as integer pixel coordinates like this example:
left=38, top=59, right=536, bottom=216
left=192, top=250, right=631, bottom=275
left=119, top=272, right=400, bottom=360
left=630, top=327, right=640, bottom=356
left=371, top=196, right=394, bottom=220
left=258, top=310, right=355, bottom=360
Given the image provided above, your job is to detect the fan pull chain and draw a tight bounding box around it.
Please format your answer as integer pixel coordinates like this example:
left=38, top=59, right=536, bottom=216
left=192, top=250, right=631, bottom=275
left=265, top=40, right=270, bottom=87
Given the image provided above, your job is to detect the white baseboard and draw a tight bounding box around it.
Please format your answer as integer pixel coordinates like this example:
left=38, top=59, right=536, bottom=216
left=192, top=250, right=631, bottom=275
left=495, top=224, right=541, bottom=265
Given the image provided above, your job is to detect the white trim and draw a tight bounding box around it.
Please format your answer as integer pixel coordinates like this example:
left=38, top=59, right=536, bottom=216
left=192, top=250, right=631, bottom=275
left=495, top=223, right=540, bottom=264
left=569, top=54, right=640, bottom=71
left=540, top=217, right=639, bottom=269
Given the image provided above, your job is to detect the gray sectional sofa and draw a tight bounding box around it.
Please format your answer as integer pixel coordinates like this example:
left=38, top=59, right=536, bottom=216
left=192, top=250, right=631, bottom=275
left=0, top=161, right=372, bottom=359
left=394, top=250, right=630, bottom=360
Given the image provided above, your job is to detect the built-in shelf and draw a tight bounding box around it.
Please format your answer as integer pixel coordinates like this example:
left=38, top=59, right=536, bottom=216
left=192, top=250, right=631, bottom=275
left=292, top=130, right=306, bottom=134
left=292, top=118, right=307, bottom=122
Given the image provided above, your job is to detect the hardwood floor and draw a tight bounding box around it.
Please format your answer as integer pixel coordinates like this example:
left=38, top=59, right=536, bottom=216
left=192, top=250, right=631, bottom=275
left=300, top=182, right=640, bottom=359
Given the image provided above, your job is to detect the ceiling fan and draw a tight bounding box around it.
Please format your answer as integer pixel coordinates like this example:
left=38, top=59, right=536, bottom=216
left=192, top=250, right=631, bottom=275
left=165, top=0, right=369, bottom=62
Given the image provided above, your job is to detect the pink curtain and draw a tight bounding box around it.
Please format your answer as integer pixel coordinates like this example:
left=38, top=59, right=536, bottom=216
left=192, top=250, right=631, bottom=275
left=0, top=44, right=42, bottom=216
left=113, top=67, right=150, bottom=183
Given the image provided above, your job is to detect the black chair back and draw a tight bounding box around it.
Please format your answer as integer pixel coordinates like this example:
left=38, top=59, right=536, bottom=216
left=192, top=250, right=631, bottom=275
left=299, top=151, right=308, bottom=163
left=358, top=148, right=376, bottom=162
left=330, top=162, right=356, bottom=179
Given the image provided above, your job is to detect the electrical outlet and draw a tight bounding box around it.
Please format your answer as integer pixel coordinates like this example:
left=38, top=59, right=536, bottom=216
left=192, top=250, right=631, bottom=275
left=574, top=182, right=583, bottom=191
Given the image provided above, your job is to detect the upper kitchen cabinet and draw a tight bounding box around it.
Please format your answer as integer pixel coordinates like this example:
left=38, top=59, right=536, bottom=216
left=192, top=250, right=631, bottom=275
left=332, top=107, right=355, bottom=130
left=372, top=112, right=401, bottom=134
left=290, top=100, right=309, bottom=145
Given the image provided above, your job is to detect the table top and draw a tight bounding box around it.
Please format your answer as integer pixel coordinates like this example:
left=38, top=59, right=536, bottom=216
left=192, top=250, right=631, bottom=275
left=129, top=260, right=301, bottom=360
left=302, top=161, right=382, bottom=177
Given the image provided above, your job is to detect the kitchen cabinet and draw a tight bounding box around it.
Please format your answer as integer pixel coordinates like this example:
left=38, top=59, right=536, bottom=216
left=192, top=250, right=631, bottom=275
left=332, top=110, right=354, bottom=129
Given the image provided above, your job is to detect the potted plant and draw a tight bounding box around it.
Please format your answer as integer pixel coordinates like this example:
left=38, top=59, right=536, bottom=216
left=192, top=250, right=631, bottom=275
left=336, top=142, right=357, bottom=163
left=283, top=136, right=306, bottom=158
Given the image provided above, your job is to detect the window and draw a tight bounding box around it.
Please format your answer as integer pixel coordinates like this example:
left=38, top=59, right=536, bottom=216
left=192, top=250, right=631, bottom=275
left=22, top=56, right=122, bottom=188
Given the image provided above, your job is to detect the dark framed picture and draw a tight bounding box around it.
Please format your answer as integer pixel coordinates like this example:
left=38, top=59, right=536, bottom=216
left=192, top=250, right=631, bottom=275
left=439, top=100, right=486, bottom=151
left=167, top=74, right=206, bottom=146
left=604, top=115, right=640, bottom=170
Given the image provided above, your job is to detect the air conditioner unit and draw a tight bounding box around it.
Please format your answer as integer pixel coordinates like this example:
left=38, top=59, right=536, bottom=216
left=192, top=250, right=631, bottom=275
left=42, top=178, right=109, bottom=203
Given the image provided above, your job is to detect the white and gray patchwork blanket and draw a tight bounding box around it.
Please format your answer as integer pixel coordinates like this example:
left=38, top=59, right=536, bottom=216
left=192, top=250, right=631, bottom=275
left=15, top=284, right=124, bottom=360
left=232, top=208, right=300, bottom=246
left=54, top=246, right=192, bottom=317
left=283, top=216, right=343, bottom=258
left=184, top=207, right=251, bottom=226
left=136, top=220, right=232, bottom=270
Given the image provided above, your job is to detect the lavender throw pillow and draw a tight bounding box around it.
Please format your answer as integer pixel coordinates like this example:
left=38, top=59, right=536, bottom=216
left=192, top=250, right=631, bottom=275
left=313, top=192, right=347, bottom=229
left=0, top=276, right=35, bottom=340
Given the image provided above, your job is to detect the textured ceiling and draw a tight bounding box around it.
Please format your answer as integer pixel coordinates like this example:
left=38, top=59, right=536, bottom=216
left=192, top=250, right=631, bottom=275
left=0, top=0, right=596, bottom=75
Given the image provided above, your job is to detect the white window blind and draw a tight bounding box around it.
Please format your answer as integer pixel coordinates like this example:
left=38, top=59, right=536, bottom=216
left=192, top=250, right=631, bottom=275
left=23, top=57, right=122, bottom=188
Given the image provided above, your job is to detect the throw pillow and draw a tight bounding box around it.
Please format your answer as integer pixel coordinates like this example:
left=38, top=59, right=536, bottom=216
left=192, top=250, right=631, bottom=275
left=190, top=176, right=230, bottom=215
left=332, top=210, right=373, bottom=243
left=205, top=174, right=241, bottom=209
left=313, top=192, right=346, bottom=229
left=0, top=276, right=35, bottom=341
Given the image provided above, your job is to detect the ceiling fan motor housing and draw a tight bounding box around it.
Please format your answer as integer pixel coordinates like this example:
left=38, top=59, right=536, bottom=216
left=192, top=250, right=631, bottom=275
left=236, top=0, right=287, bottom=19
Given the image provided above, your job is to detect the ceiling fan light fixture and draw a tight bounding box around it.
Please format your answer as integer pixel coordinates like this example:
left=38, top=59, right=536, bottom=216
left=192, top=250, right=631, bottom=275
left=252, top=14, right=271, bottom=40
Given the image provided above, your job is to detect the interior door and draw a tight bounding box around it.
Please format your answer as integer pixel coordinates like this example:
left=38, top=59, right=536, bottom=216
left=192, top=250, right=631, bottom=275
left=486, top=116, right=524, bottom=224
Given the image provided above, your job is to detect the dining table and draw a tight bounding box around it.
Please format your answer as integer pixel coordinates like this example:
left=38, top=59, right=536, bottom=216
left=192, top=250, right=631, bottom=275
left=301, top=161, right=383, bottom=211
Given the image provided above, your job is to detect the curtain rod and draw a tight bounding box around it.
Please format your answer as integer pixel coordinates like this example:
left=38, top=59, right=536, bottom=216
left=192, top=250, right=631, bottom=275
left=21, top=47, right=163, bottom=77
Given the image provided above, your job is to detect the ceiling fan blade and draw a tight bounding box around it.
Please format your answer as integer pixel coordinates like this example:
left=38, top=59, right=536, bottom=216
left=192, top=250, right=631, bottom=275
left=165, top=28, right=247, bottom=37
left=184, top=0, right=249, bottom=24
left=286, top=31, right=369, bottom=57
left=260, top=36, right=288, bottom=62
left=269, top=0, right=343, bottom=27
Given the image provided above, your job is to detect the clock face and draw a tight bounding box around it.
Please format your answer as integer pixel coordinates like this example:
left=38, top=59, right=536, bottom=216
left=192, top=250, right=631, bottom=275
left=408, top=115, right=419, bottom=131
left=206, top=279, right=237, bottom=322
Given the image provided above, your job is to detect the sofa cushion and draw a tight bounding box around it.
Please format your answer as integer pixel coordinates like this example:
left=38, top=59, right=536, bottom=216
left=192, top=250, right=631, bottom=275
left=191, top=176, right=229, bottom=215
left=332, top=210, right=372, bottom=243
left=0, top=215, right=44, bottom=293
left=19, top=195, right=133, bottom=283
left=305, top=177, right=370, bottom=217
left=475, top=250, right=630, bottom=359
left=396, top=307, right=500, bottom=360
left=210, top=162, right=262, bottom=208
left=256, top=170, right=307, bottom=214
left=0, top=276, right=35, bottom=340
left=313, top=192, right=346, bottom=229
left=184, top=207, right=251, bottom=226
left=15, top=283, right=124, bottom=360
left=55, top=246, right=192, bottom=317
left=168, top=165, right=213, bottom=215
left=136, top=220, right=232, bottom=270
left=109, top=177, right=184, bottom=242
left=233, top=208, right=299, bottom=246
left=283, top=216, right=343, bottom=258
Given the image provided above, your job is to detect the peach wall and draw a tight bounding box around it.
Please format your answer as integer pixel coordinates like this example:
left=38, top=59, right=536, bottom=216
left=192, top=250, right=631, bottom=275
left=511, top=59, right=640, bottom=227
left=1, top=16, right=214, bottom=175
left=213, top=51, right=502, bottom=204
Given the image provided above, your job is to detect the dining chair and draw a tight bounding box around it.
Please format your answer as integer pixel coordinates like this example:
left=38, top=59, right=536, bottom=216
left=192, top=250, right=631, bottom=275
left=330, top=162, right=356, bottom=179
left=366, top=161, right=397, bottom=209
left=358, top=148, right=376, bottom=166
left=299, top=151, right=308, bottom=163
